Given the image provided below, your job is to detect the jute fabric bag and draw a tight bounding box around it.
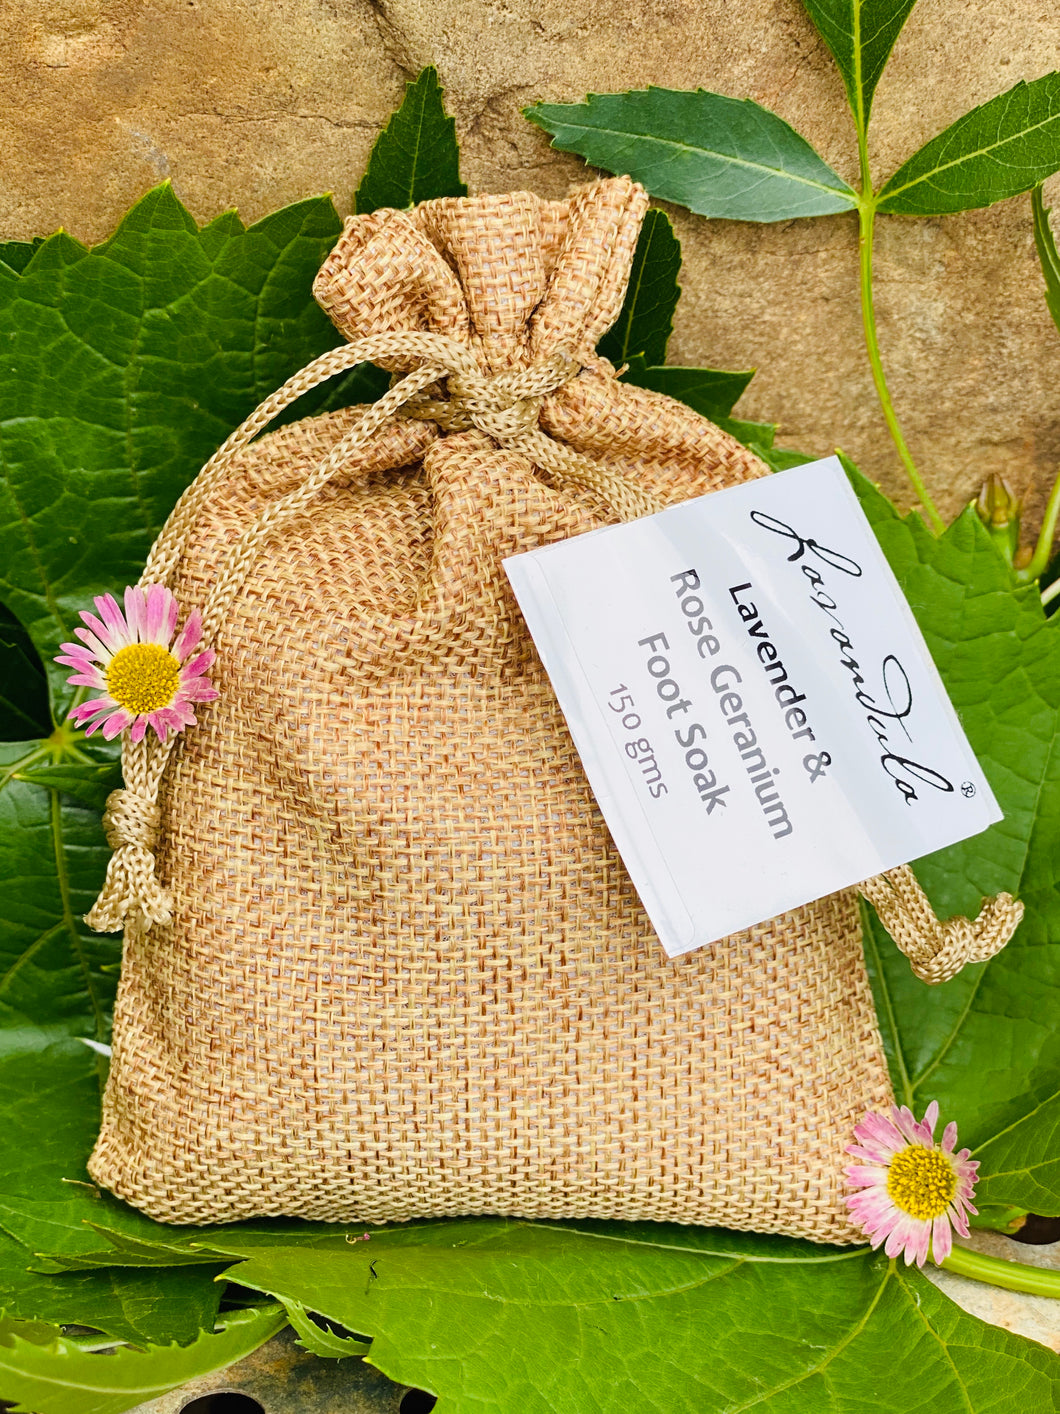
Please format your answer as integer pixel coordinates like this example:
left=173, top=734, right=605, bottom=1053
left=85, top=177, right=1021, bottom=1239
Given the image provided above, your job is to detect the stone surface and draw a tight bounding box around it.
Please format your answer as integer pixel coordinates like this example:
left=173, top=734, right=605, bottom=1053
left=924, top=1229, right=1060, bottom=1355
left=130, top=1324, right=413, bottom=1413
left=4, top=1, right=1060, bottom=523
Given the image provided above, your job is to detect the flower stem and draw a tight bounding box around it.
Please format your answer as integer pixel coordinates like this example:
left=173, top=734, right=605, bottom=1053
left=941, top=1244, right=1060, bottom=1298
left=1016, top=463, right=1060, bottom=583
left=856, top=144, right=945, bottom=534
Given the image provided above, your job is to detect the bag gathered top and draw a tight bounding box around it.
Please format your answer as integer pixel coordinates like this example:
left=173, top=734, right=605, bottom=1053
left=81, top=176, right=1022, bottom=1241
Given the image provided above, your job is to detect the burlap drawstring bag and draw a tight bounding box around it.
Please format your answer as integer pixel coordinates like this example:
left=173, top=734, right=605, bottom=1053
left=85, top=176, right=1022, bottom=1240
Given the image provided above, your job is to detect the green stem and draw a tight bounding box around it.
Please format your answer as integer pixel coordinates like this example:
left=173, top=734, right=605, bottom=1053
left=856, top=142, right=945, bottom=534
left=1016, top=463, right=1060, bottom=582
left=941, top=1244, right=1060, bottom=1298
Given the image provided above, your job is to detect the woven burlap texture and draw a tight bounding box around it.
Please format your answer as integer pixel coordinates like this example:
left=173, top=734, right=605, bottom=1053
left=88, top=177, right=895, bottom=1241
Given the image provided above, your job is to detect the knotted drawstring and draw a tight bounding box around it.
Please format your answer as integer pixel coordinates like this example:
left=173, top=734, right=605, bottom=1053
left=859, top=864, right=1023, bottom=984
left=86, top=788, right=170, bottom=931
left=85, top=329, right=1026, bottom=985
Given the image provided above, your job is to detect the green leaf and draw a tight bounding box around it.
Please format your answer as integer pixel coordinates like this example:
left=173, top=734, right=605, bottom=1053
left=620, top=355, right=755, bottom=419
left=0, top=751, right=229, bottom=1341
left=283, top=1301, right=370, bottom=1360
left=0, top=1303, right=286, bottom=1414
left=11, top=760, right=121, bottom=814
left=1032, top=184, right=1060, bottom=337
left=0, top=1040, right=229, bottom=1345
left=752, top=442, right=816, bottom=471
left=0, top=1225, right=223, bottom=1350
left=0, top=604, right=50, bottom=741
left=0, top=185, right=353, bottom=718
left=800, top=0, right=918, bottom=136
left=202, top=1221, right=1060, bottom=1413
left=355, top=67, right=467, bottom=214
left=0, top=745, right=117, bottom=1037
left=0, top=240, right=43, bottom=276
left=849, top=466, right=1060, bottom=1215
left=526, top=88, right=858, bottom=222
left=597, top=209, right=682, bottom=366
left=877, top=72, right=1060, bottom=216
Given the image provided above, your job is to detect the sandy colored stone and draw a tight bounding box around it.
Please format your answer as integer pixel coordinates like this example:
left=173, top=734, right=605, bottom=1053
left=924, top=1230, right=1060, bottom=1355
left=4, top=0, right=1060, bottom=521
left=129, top=1324, right=410, bottom=1413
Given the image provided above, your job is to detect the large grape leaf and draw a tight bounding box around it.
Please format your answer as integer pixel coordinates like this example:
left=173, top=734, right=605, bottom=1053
left=0, top=748, right=229, bottom=1342
left=191, top=1221, right=1060, bottom=1414
left=0, top=744, right=119, bottom=1042
left=877, top=72, right=1060, bottom=215
left=800, top=0, right=918, bottom=137
left=849, top=468, right=1060, bottom=1216
left=0, top=186, right=352, bottom=716
left=0, top=1303, right=286, bottom=1414
left=526, top=89, right=858, bottom=221
left=0, top=240, right=42, bottom=276
left=355, top=67, right=467, bottom=214
left=0, top=1225, right=223, bottom=1351
left=0, top=605, right=49, bottom=741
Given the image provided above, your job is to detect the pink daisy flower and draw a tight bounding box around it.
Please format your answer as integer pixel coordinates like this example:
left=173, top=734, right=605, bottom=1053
left=56, top=585, right=218, bottom=744
left=844, top=1101, right=978, bottom=1267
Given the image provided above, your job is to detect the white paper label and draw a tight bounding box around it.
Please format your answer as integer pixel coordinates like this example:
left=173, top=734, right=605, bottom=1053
left=503, top=456, right=1002, bottom=958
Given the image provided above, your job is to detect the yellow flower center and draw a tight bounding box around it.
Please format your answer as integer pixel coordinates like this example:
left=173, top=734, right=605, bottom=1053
left=886, top=1145, right=957, bottom=1220
left=105, top=643, right=180, bottom=715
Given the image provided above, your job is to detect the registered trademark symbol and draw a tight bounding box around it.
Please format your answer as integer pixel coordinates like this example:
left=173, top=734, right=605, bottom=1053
left=961, top=781, right=976, bottom=798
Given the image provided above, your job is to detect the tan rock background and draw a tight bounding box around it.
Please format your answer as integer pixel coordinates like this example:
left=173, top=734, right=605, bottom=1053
left=6, top=0, right=1060, bottom=525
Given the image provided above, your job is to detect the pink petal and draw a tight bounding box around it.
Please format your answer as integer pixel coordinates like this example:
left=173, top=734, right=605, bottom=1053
left=885, top=1214, right=927, bottom=1265
left=846, top=1140, right=898, bottom=1164
left=162, top=589, right=179, bottom=643
left=65, top=669, right=108, bottom=690
left=56, top=645, right=97, bottom=666
left=177, top=674, right=219, bottom=703
left=180, top=647, right=214, bottom=675
left=123, top=585, right=145, bottom=641
left=891, top=1105, right=923, bottom=1146
left=93, top=594, right=130, bottom=645
left=909, top=1224, right=931, bottom=1268
left=921, top=1101, right=939, bottom=1140
left=100, top=707, right=134, bottom=740
left=172, top=609, right=203, bottom=662
left=941, top=1121, right=958, bottom=1153
left=864, top=1206, right=902, bottom=1248
left=948, top=1203, right=972, bottom=1238
left=78, top=610, right=123, bottom=655
left=70, top=696, right=117, bottom=725
left=844, top=1164, right=889, bottom=1187
left=847, top=1189, right=899, bottom=1240
left=848, top=1187, right=897, bottom=1222
left=74, top=626, right=114, bottom=662
left=143, top=584, right=177, bottom=646
left=129, top=714, right=149, bottom=744
left=856, top=1110, right=906, bottom=1154
left=55, top=650, right=99, bottom=672
left=930, top=1216, right=953, bottom=1264
left=149, top=705, right=194, bottom=738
